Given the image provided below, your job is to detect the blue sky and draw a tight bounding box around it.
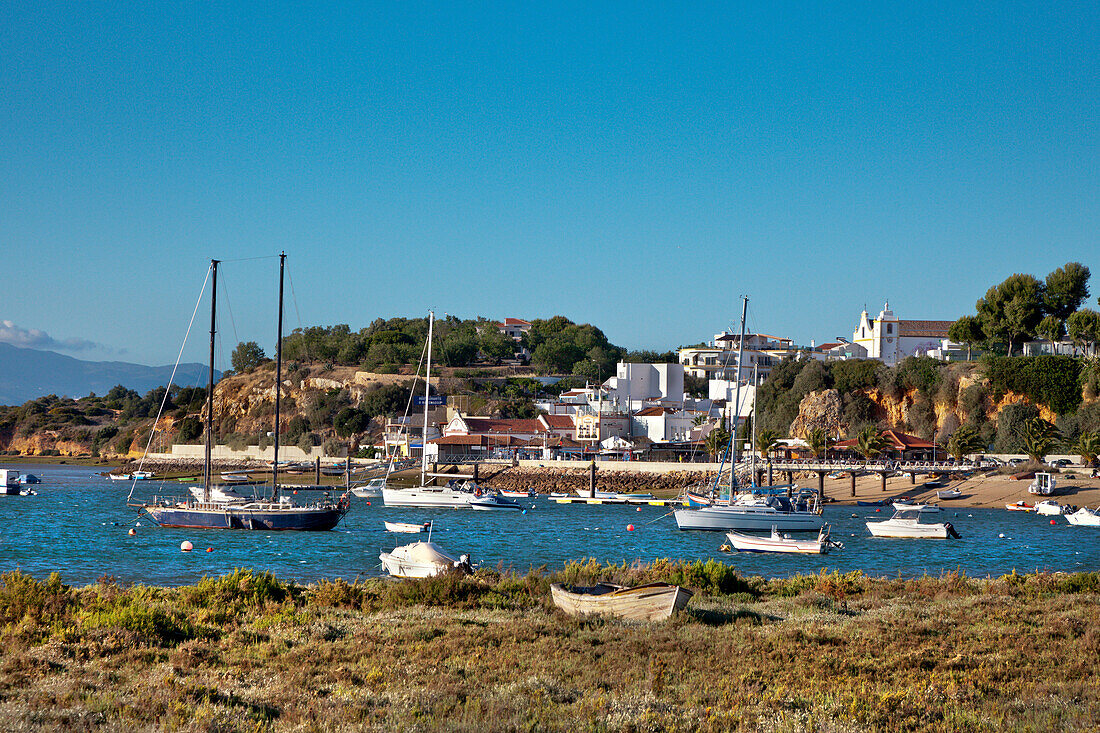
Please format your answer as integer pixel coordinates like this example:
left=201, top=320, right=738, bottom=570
left=2, top=1, right=1098, bottom=366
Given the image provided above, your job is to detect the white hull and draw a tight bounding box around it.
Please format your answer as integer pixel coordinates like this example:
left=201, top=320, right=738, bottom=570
left=675, top=507, right=821, bottom=532
left=893, top=502, right=941, bottom=513
left=384, top=521, right=431, bottom=533
left=1065, top=508, right=1100, bottom=526
left=867, top=508, right=958, bottom=539
left=382, top=486, right=475, bottom=508
left=725, top=528, right=827, bottom=554
left=501, top=490, right=536, bottom=498
left=1035, top=500, right=1066, bottom=516
left=379, top=541, right=467, bottom=578
left=936, top=489, right=962, bottom=500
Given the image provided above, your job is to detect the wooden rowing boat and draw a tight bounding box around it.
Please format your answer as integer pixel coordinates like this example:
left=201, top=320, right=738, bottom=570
left=549, top=582, right=692, bottom=622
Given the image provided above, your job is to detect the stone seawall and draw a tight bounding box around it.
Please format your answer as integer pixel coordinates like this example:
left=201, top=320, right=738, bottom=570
left=479, top=466, right=714, bottom=495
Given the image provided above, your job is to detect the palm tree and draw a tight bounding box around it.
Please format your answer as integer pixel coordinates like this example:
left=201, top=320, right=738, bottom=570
left=756, top=428, right=781, bottom=461
left=946, top=425, right=986, bottom=462
left=1071, top=431, right=1100, bottom=467
left=854, top=425, right=890, bottom=464
left=1018, top=417, right=1061, bottom=463
left=806, top=427, right=827, bottom=459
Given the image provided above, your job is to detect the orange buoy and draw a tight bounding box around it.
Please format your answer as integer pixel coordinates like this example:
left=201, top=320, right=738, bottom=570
left=128, top=528, right=136, bottom=536
left=636, top=507, right=642, bottom=511
left=180, top=541, right=193, bottom=552
left=206, top=547, right=214, bottom=552
left=366, top=501, right=371, bottom=506
left=1050, top=519, right=1057, bottom=525
left=627, top=524, right=635, bottom=531
left=293, top=490, right=298, bottom=494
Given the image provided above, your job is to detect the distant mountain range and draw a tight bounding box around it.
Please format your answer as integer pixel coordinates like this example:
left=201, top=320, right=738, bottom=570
left=0, top=343, right=218, bottom=406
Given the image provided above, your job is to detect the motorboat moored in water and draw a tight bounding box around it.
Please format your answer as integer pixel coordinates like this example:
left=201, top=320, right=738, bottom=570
left=892, top=501, right=941, bottom=513
left=867, top=508, right=961, bottom=539
left=1035, top=500, right=1069, bottom=516
left=725, top=524, right=841, bottom=554
left=1005, top=500, right=1036, bottom=512
left=379, top=541, right=470, bottom=578
left=1065, top=506, right=1100, bottom=526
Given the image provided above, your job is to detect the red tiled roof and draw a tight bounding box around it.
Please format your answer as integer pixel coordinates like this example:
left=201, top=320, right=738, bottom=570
left=634, top=406, right=668, bottom=417
left=540, top=414, right=574, bottom=429
left=503, top=318, right=531, bottom=326
left=817, top=342, right=843, bottom=350
left=833, top=429, right=935, bottom=450
left=461, top=417, right=547, bottom=434
left=430, top=435, right=484, bottom=446
left=897, top=320, right=952, bottom=338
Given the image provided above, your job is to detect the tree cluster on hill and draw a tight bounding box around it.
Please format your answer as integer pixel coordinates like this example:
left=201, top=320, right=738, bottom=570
left=0, top=384, right=209, bottom=456
left=950, top=262, right=1099, bottom=356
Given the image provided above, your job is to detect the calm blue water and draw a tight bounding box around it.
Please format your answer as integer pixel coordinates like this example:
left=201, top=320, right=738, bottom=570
left=1, top=464, right=1097, bottom=587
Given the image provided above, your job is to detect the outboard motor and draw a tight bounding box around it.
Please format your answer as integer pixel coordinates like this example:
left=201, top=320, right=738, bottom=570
left=945, top=522, right=961, bottom=539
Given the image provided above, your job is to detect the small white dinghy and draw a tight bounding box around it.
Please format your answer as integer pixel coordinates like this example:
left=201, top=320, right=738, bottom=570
left=384, top=521, right=432, bottom=533
left=1065, top=506, right=1100, bottom=526
left=892, top=501, right=942, bottom=513
left=868, top=508, right=961, bottom=539
left=725, top=524, right=840, bottom=555
left=936, top=488, right=963, bottom=500
left=379, top=541, right=470, bottom=578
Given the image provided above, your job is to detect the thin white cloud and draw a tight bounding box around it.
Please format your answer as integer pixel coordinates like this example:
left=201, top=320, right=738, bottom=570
left=0, top=320, right=101, bottom=352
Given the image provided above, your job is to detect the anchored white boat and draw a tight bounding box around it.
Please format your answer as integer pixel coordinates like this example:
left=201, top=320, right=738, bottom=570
left=351, top=477, right=386, bottom=498
left=675, top=493, right=822, bottom=532
left=892, top=501, right=941, bottom=513
left=469, top=492, right=524, bottom=510
left=1065, top=506, right=1100, bottom=526
left=1028, top=472, right=1057, bottom=496
left=725, top=524, right=840, bottom=554
left=384, top=520, right=432, bottom=533
left=867, top=508, right=961, bottom=539
left=379, top=541, right=470, bottom=578
left=936, top=488, right=963, bottom=500
left=1035, top=500, right=1068, bottom=516
left=501, top=489, right=536, bottom=499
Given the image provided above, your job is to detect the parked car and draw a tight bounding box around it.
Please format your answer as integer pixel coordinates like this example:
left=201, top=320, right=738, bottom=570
left=1050, top=458, right=1072, bottom=467
left=1008, top=458, right=1026, bottom=466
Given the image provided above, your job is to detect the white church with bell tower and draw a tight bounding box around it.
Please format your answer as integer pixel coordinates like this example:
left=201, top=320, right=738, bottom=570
left=852, top=302, right=955, bottom=367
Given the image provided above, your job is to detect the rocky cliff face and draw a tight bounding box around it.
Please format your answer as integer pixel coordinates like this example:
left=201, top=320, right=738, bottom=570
left=788, top=390, right=843, bottom=439
left=788, top=378, right=1061, bottom=439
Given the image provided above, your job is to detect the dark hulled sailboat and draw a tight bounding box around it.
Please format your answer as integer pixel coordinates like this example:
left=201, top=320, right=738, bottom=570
left=135, top=255, right=348, bottom=531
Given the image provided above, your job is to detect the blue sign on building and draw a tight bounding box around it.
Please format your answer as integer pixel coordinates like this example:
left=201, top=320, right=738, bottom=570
left=413, top=395, right=447, bottom=406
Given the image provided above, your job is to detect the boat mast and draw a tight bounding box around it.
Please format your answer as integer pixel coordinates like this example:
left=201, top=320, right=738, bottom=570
left=728, top=295, right=749, bottom=489
left=203, top=259, right=219, bottom=503
left=420, top=311, right=434, bottom=487
left=273, top=252, right=285, bottom=502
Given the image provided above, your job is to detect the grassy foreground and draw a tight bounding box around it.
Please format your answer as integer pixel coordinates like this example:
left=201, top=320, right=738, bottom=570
left=1, top=563, right=1098, bottom=732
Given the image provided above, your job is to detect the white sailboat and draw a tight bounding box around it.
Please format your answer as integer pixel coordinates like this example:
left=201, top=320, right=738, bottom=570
left=381, top=312, right=478, bottom=508
left=674, top=297, right=822, bottom=532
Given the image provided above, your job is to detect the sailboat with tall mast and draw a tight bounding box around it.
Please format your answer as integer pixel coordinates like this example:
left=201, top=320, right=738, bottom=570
left=133, top=255, right=349, bottom=531
left=673, top=296, right=822, bottom=532
left=381, top=312, right=518, bottom=509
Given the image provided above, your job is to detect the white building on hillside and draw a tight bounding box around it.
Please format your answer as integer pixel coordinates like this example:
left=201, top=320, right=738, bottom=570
left=602, top=362, right=684, bottom=412
left=852, top=302, right=956, bottom=367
